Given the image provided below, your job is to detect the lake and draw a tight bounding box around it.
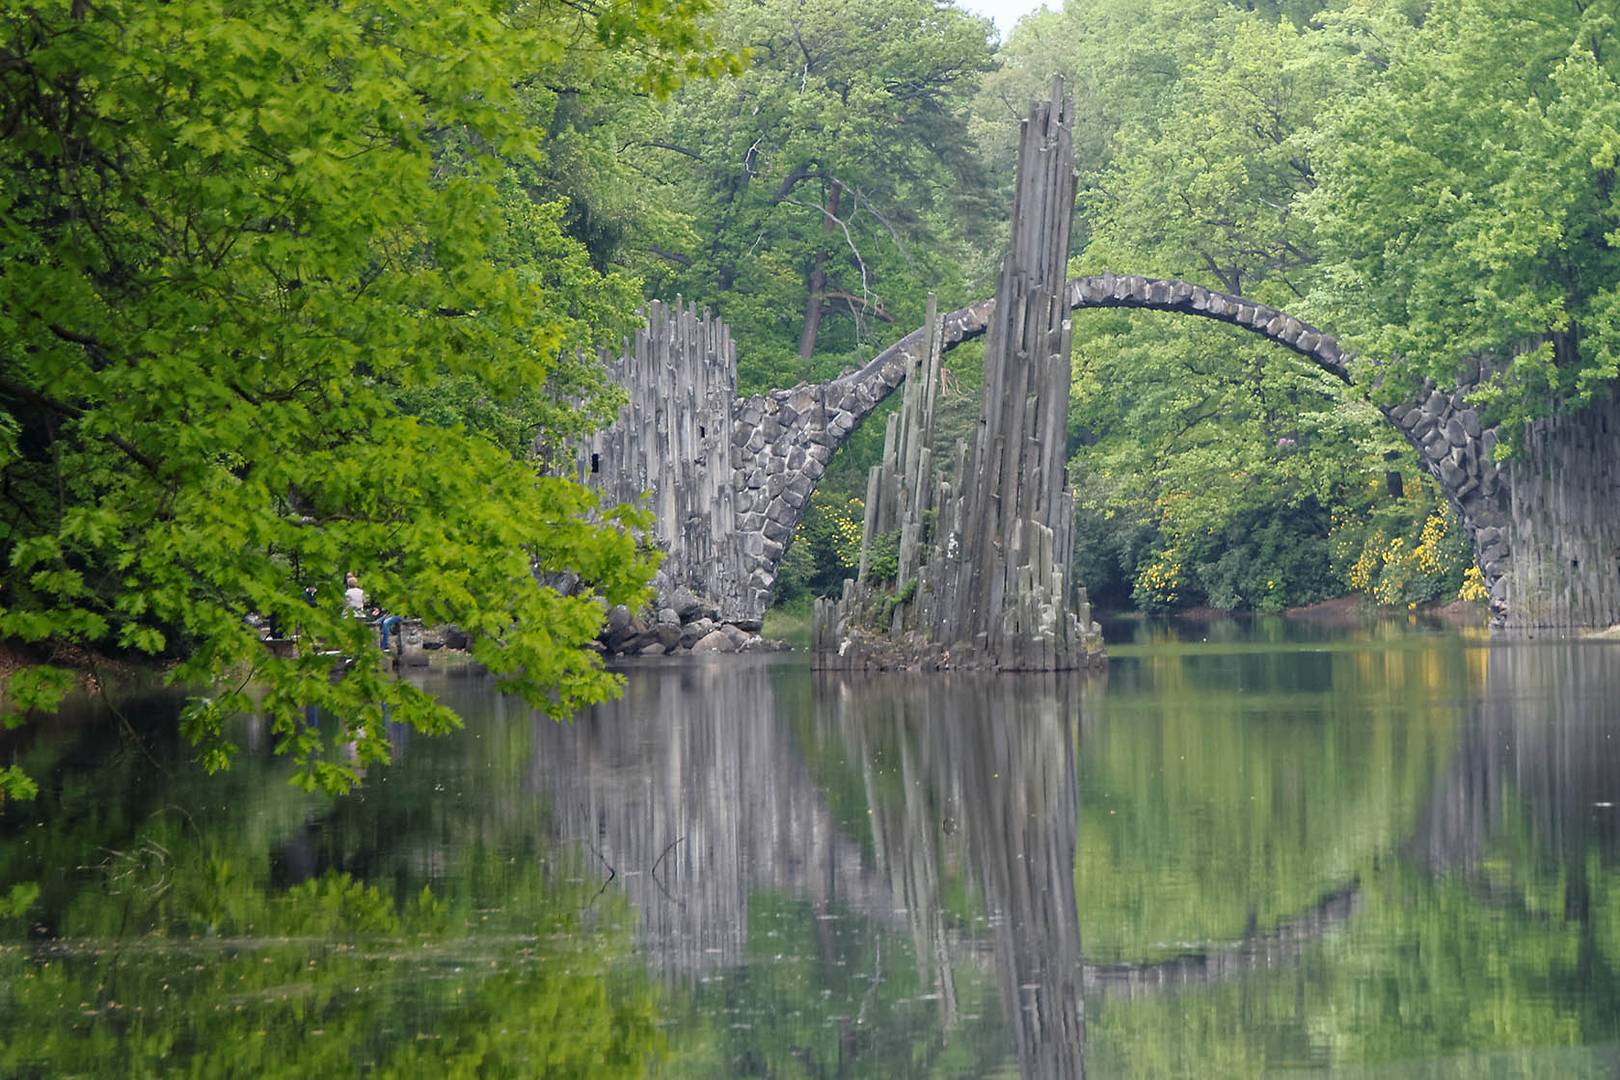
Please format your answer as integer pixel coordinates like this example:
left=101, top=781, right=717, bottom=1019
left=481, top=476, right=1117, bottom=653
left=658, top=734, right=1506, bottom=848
left=3, top=619, right=1619, bottom=1076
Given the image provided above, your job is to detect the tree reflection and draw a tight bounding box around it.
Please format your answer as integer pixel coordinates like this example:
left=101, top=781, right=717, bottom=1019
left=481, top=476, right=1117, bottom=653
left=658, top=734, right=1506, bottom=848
left=7, top=637, right=1620, bottom=1076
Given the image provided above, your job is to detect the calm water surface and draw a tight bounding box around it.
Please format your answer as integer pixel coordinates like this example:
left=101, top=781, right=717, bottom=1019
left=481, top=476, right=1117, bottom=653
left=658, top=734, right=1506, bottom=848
left=4, top=620, right=1620, bottom=1076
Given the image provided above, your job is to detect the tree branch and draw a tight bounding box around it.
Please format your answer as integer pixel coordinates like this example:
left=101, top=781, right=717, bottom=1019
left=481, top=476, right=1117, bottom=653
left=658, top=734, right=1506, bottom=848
left=640, top=140, right=702, bottom=160
left=0, top=374, right=161, bottom=474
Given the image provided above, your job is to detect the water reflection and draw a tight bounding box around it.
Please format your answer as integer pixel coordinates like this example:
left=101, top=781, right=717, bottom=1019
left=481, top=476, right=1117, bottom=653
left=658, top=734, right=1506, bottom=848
left=1079, top=637, right=1620, bottom=1076
left=517, top=659, right=1089, bottom=1076
left=5, top=634, right=1620, bottom=1076
left=1420, top=642, right=1620, bottom=872
left=813, top=672, right=1087, bottom=1078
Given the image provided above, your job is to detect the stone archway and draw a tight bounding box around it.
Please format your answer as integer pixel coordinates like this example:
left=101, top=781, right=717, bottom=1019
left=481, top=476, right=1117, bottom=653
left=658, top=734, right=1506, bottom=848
left=584, top=277, right=1617, bottom=634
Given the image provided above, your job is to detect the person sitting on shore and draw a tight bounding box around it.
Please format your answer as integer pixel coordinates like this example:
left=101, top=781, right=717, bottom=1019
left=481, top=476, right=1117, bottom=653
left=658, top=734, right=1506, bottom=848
left=346, top=572, right=403, bottom=652
left=344, top=572, right=365, bottom=616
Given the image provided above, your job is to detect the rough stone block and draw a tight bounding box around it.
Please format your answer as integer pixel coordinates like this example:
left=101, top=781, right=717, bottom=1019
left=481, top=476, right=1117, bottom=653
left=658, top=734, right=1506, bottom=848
left=691, top=629, right=736, bottom=654
left=670, top=587, right=703, bottom=619
left=1444, top=418, right=1468, bottom=447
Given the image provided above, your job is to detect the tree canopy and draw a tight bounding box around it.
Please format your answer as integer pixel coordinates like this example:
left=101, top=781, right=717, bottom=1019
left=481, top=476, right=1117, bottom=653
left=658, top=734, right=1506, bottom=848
left=0, top=0, right=732, bottom=794
left=1303, top=0, right=1620, bottom=443
left=6, top=0, right=1620, bottom=790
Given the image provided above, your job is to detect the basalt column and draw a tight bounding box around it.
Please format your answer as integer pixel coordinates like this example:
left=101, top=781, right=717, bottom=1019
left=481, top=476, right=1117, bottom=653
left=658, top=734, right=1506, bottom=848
left=1500, top=386, right=1620, bottom=629
left=813, top=81, right=1101, bottom=670
left=578, top=300, right=750, bottom=626
left=941, top=79, right=1088, bottom=668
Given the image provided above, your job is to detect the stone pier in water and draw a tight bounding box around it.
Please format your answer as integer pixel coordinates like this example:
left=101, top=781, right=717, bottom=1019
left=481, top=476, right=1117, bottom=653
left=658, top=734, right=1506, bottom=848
left=812, top=81, right=1105, bottom=670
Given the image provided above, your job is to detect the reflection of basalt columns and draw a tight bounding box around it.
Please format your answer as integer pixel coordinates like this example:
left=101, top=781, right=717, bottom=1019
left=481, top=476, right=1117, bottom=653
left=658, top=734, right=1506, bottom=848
left=1418, top=642, right=1620, bottom=872
left=531, top=661, right=893, bottom=973
left=815, top=671, right=1088, bottom=1077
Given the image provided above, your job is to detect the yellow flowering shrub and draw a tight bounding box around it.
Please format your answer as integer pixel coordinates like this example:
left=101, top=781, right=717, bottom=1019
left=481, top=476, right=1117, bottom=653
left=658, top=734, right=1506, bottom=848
left=1458, top=565, right=1489, bottom=603
left=1336, top=506, right=1475, bottom=608
left=1133, top=549, right=1182, bottom=611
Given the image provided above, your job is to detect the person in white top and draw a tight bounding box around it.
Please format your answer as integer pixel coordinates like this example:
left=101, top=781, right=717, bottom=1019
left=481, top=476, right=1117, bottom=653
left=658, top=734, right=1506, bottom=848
left=344, top=572, right=366, bottom=615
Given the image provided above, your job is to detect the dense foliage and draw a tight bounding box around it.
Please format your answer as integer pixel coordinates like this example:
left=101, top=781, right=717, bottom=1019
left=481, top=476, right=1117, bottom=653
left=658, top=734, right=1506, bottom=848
left=987, top=0, right=1522, bottom=614
left=761, top=0, right=1600, bottom=620
left=5, top=0, right=1616, bottom=794
left=0, top=0, right=731, bottom=793
left=1304, top=0, right=1620, bottom=445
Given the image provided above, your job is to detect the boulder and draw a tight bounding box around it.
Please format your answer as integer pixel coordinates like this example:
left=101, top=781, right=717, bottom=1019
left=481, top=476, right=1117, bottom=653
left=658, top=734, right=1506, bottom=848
left=670, top=588, right=704, bottom=620
left=691, top=629, right=737, bottom=654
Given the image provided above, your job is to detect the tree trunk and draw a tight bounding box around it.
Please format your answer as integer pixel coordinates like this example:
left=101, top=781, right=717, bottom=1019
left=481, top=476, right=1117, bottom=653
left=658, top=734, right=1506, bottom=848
left=797, top=180, right=842, bottom=361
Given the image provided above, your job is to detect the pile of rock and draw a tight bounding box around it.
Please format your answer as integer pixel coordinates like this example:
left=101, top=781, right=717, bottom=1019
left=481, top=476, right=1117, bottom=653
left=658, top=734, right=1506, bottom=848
left=601, top=587, right=788, bottom=658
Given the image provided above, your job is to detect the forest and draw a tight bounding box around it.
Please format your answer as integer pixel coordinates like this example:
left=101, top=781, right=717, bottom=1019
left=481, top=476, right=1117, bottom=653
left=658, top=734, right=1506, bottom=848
left=2, top=0, right=1616, bottom=784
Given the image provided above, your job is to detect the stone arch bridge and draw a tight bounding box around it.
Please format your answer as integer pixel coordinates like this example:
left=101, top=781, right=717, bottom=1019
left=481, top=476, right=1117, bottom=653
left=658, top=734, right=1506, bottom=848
left=582, top=275, right=1619, bottom=633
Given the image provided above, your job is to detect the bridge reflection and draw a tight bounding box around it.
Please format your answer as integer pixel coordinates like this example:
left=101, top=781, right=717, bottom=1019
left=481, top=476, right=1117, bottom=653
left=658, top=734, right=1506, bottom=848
left=528, top=658, right=1090, bottom=1075
left=499, top=638, right=1620, bottom=1076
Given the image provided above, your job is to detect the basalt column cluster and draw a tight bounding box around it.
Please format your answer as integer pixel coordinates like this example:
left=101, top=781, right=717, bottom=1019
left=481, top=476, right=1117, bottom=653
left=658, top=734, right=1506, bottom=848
left=576, top=300, right=769, bottom=653
left=814, top=82, right=1104, bottom=671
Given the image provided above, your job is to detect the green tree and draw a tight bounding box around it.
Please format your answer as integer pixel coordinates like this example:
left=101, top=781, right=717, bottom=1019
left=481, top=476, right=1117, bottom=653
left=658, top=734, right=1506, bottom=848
left=659, top=0, right=998, bottom=387
left=980, top=0, right=1463, bottom=613
left=0, top=0, right=727, bottom=793
left=1304, top=0, right=1620, bottom=446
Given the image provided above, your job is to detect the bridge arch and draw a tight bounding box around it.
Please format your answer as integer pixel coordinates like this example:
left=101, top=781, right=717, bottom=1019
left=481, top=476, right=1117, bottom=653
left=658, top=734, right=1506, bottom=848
left=729, top=274, right=1507, bottom=622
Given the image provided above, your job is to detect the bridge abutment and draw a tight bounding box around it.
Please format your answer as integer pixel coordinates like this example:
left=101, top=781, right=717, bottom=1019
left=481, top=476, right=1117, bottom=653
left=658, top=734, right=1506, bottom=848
left=1499, top=387, right=1620, bottom=629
